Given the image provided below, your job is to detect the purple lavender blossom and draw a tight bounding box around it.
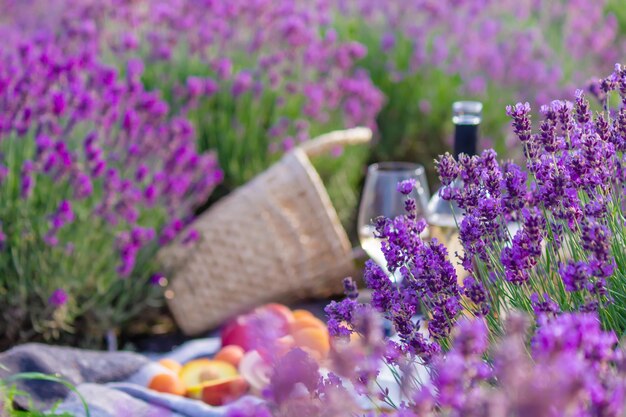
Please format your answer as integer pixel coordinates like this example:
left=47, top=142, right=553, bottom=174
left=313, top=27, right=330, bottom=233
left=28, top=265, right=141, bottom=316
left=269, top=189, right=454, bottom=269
left=500, top=162, right=527, bottom=217
left=397, top=178, right=416, bottom=195
left=532, top=313, right=617, bottom=363
left=560, top=261, right=592, bottom=292
left=530, top=293, right=560, bottom=316
left=432, top=70, right=626, bottom=335
left=462, top=276, right=490, bottom=315
left=182, top=228, right=200, bottom=245
left=232, top=71, right=253, bottom=97
left=20, top=161, right=35, bottom=198
left=435, top=152, right=459, bottom=186
left=149, top=273, right=166, bottom=286
left=267, top=348, right=320, bottom=405
left=325, top=278, right=361, bottom=338
left=359, top=181, right=461, bottom=357
left=506, top=102, right=532, bottom=142
left=0, top=26, right=222, bottom=345
left=342, top=277, right=358, bottom=300
left=451, top=317, right=489, bottom=357
left=49, top=288, right=68, bottom=307
left=574, top=89, right=591, bottom=124
left=581, top=219, right=613, bottom=263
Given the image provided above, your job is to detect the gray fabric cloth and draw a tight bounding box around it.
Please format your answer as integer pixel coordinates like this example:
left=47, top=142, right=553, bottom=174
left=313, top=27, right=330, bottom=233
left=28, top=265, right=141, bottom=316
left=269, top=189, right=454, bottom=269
left=105, top=384, right=260, bottom=417
left=0, top=341, right=263, bottom=416
left=0, top=343, right=148, bottom=410
left=54, top=383, right=263, bottom=417
left=53, top=383, right=187, bottom=417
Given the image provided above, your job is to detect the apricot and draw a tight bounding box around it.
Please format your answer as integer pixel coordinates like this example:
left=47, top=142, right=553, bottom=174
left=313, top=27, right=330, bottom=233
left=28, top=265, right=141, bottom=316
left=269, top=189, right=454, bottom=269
left=148, top=373, right=186, bottom=396
left=158, top=358, right=182, bottom=374
left=289, top=315, right=326, bottom=334
left=292, top=327, right=330, bottom=361
left=214, top=345, right=245, bottom=367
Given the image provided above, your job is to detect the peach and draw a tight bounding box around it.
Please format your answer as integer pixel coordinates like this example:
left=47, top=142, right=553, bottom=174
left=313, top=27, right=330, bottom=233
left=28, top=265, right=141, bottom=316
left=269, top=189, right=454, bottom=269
left=274, top=335, right=296, bottom=358
left=289, top=315, right=326, bottom=335
left=179, top=359, right=238, bottom=389
left=222, top=304, right=292, bottom=351
left=292, top=309, right=315, bottom=320
left=221, top=316, right=253, bottom=351
left=148, top=373, right=186, bottom=396
left=260, top=303, right=295, bottom=324
left=292, top=327, right=330, bottom=361
left=214, top=345, right=245, bottom=368
left=158, top=358, right=182, bottom=374
left=187, top=376, right=249, bottom=406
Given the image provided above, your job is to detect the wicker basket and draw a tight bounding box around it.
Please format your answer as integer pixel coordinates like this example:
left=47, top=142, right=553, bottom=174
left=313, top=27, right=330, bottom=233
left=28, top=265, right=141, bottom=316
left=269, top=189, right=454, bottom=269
left=158, top=127, right=372, bottom=335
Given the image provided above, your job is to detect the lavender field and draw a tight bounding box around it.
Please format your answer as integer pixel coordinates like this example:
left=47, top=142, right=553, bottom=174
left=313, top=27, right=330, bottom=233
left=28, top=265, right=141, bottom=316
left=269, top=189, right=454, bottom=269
left=1, top=1, right=626, bottom=416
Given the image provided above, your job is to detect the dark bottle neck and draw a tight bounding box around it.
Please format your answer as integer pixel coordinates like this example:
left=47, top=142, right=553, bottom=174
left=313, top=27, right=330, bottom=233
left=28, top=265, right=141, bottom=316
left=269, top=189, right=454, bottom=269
left=453, top=124, right=478, bottom=159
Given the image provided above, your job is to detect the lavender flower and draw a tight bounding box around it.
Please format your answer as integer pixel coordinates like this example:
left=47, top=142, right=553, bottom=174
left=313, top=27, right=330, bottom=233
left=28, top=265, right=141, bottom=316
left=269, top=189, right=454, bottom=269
left=462, top=276, right=490, bottom=315
left=500, top=162, right=527, bottom=217
left=530, top=293, right=561, bottom=316
left=397, top=178, right=416, bottom=195
left=49, top=289, right=68, bottom=307
left=574, top=89, right=591, bottom=124
left=560, top=261, right=592, bottom=293
left=323, top=309, right=626, bottom=417
left=506, top=102, right=532, bottom=142
left=267, top=348, right=320, bottom=405
left=430, top=68, right=626, bottom=335
left=350, top=181, right=461, bottom=358
left=0, top=31, right=221, bottom=346
left=435, top=153, right=459, bottom=186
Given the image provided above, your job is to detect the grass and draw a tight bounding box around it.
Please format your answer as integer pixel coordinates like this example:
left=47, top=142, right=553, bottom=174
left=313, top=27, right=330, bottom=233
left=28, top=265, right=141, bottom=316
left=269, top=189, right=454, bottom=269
left=1, top=368, right=87, bottom=417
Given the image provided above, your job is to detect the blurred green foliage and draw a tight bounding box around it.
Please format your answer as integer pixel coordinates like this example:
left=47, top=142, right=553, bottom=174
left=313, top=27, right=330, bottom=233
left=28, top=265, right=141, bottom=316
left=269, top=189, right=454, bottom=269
left=141, top=53, right=372, bottom=239
left=607, top=0, right=626, bottom=35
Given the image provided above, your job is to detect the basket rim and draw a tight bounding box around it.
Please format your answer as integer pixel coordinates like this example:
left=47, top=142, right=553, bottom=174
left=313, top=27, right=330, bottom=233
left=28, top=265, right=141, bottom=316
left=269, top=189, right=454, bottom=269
left=289, top=147, right=353, bottom=257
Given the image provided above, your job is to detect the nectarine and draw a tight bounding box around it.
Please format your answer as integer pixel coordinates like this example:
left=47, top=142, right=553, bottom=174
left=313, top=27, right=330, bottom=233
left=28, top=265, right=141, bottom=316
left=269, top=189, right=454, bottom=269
left=222, top=304, right=293, bottom=351
left=292, top=327, right=330, bottom=361
left=158, top=358, right=182, bottom=374
left=261, top=303, right=295, bottom=324
left=187, top=376, right=249, bottom=406
left=179, top=359, right=238, bottom=390
left=289, top=315, right=326, bottom=334
left=214, top=345, right=245, bottom=367
left=274, top=335, right=296, bottom=358
left=221, top=317, right=253, bottom=351
left=292, top=309, right=315, bottom=320
left=148, top=373, right=186, bottom=396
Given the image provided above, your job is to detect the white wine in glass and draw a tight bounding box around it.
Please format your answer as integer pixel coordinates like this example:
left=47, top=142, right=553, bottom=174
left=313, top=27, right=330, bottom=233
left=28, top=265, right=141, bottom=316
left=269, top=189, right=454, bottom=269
left=358, top=224, right=387, bottom=269
left=357, top=162, right=430, bottom=282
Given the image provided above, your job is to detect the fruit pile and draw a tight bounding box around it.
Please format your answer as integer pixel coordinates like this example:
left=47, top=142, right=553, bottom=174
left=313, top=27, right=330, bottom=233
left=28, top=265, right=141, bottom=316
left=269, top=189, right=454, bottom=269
left=146, top=303, right=329, bottom=406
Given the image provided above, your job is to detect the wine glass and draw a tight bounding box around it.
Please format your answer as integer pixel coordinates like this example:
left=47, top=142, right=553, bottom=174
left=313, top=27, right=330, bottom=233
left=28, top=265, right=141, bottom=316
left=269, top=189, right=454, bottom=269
left=357, top=162, right=430, bottom=281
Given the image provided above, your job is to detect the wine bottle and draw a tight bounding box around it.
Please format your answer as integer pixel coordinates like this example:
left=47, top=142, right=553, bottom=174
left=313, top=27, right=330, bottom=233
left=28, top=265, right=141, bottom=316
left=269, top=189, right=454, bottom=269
left=427, top=101, right=482, bottom=278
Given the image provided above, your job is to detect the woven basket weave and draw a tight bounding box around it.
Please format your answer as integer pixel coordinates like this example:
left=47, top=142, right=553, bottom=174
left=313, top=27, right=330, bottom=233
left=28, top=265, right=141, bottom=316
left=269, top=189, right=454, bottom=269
left=159, top=127, right=372, bottom=335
